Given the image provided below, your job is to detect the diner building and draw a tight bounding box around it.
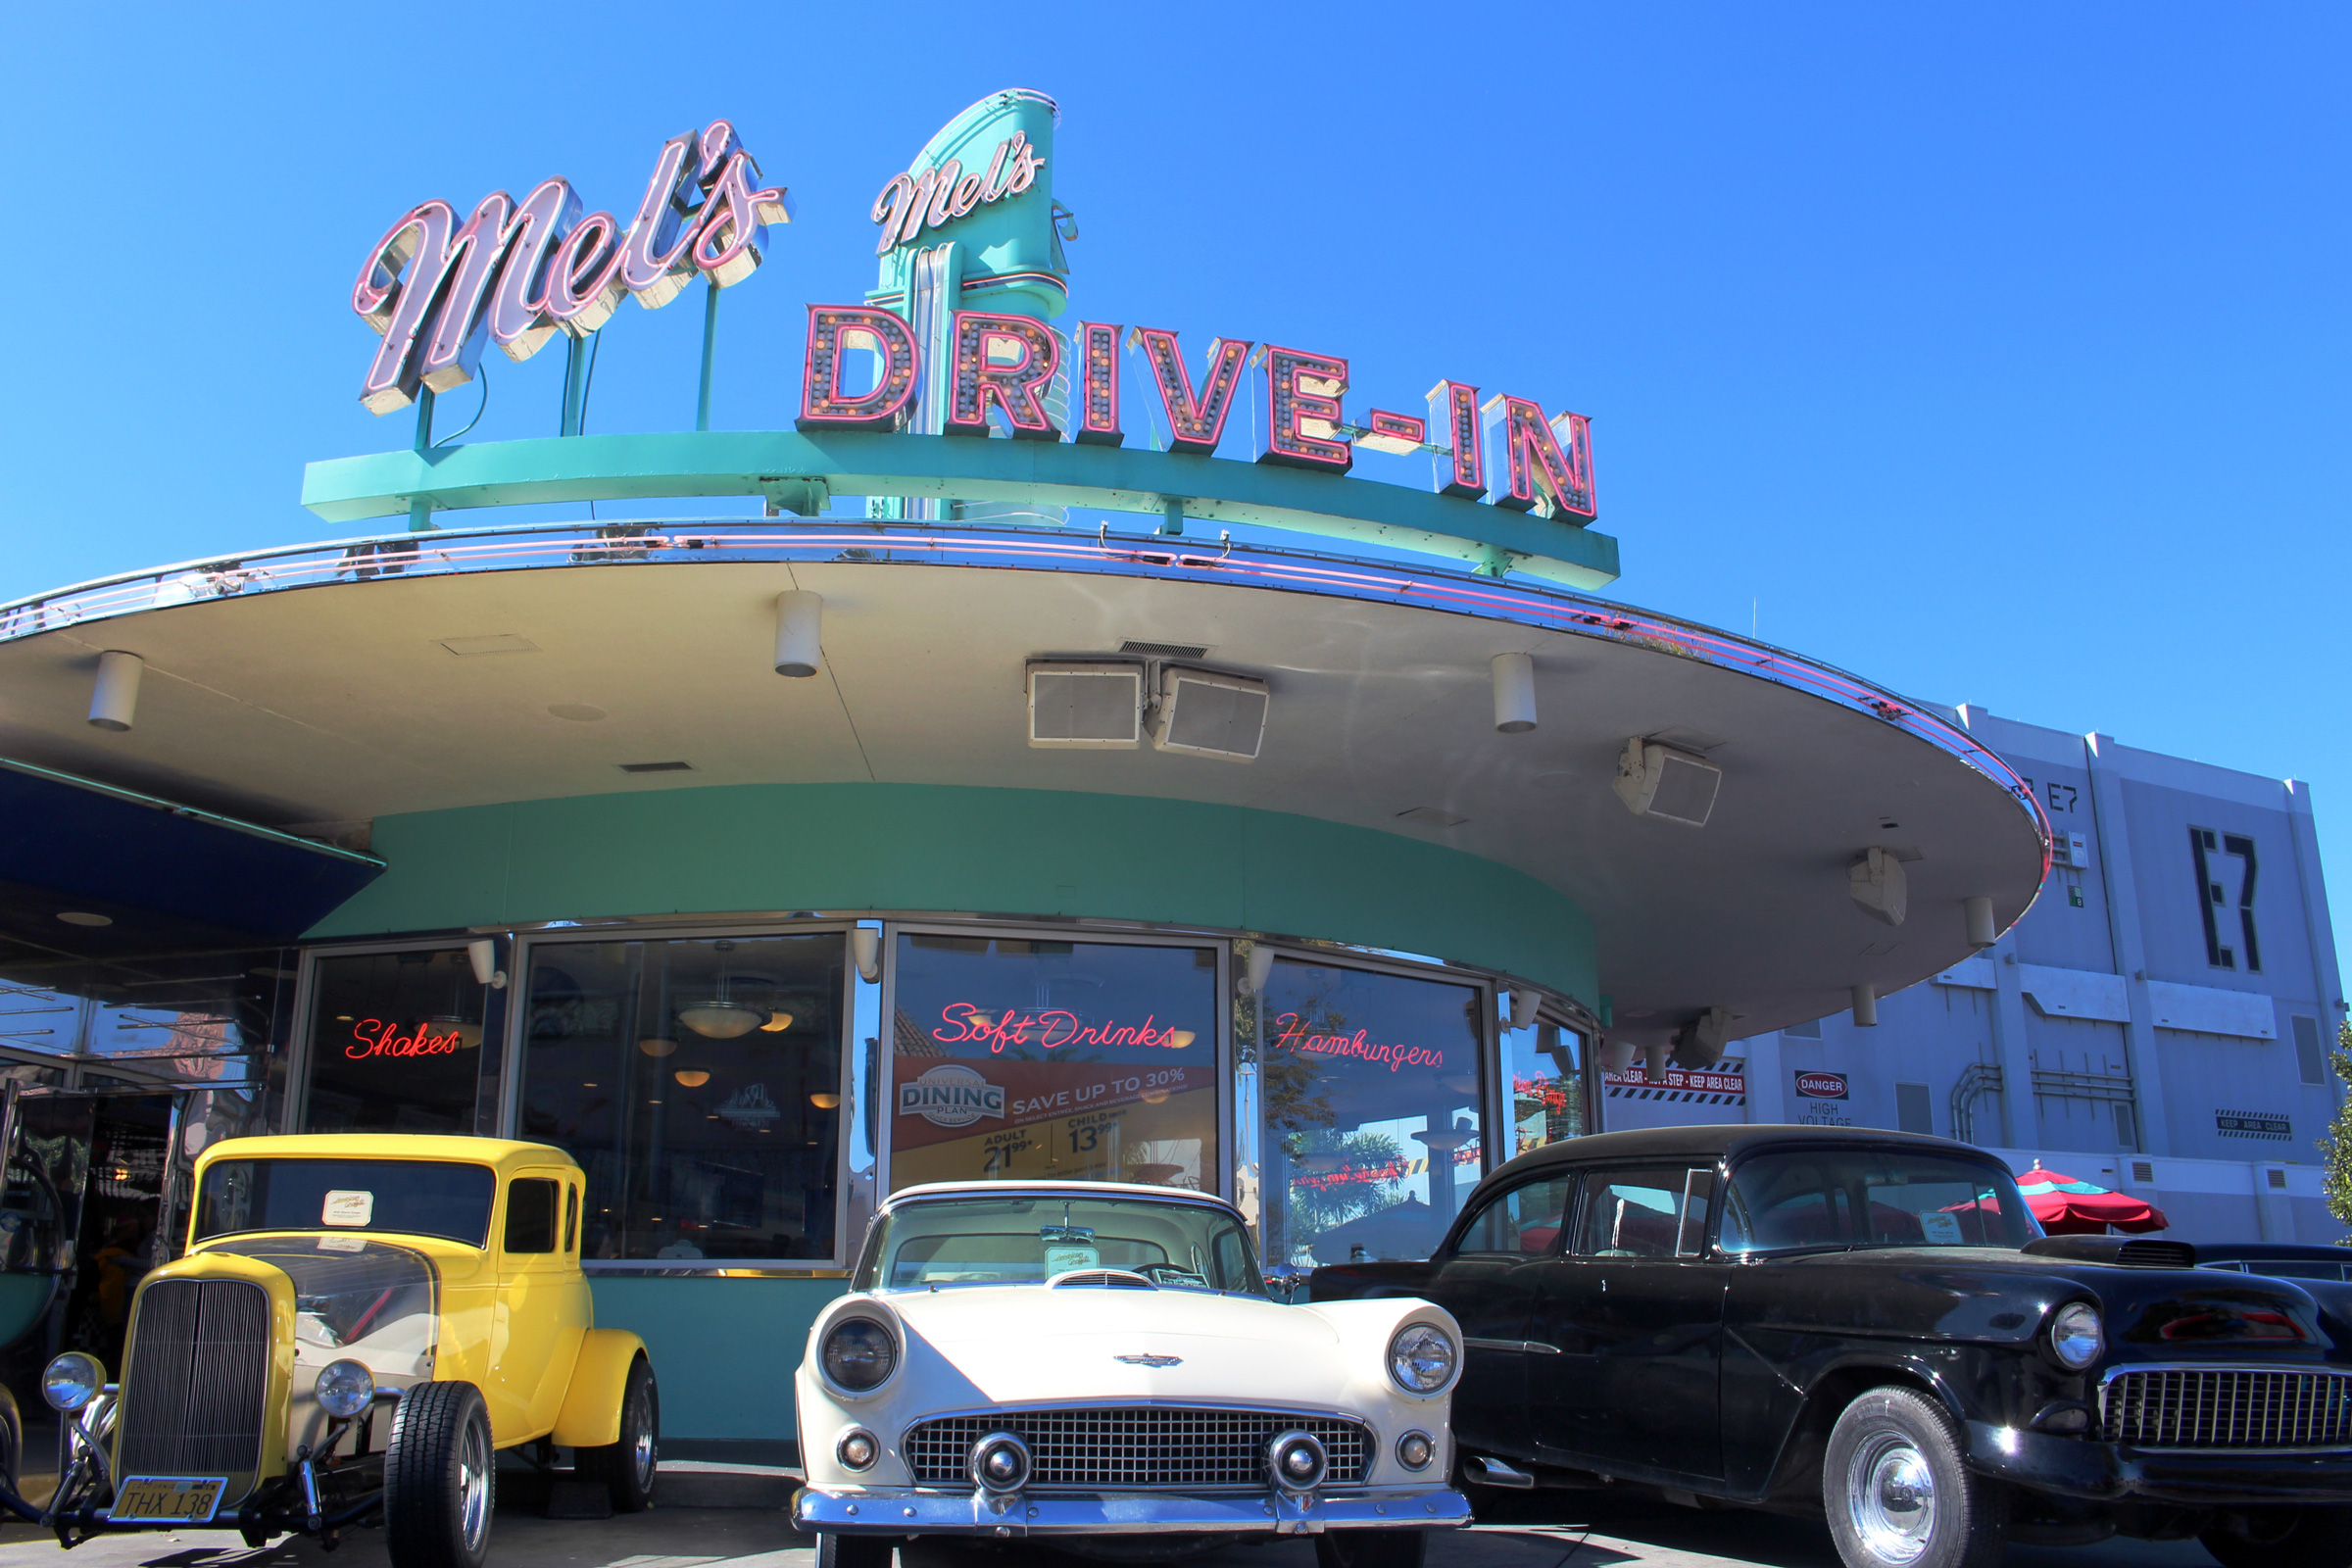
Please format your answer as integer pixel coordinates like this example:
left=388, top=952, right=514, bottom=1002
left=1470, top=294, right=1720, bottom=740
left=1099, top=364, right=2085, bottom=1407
left=0, top=91, right=2060, bottom=1452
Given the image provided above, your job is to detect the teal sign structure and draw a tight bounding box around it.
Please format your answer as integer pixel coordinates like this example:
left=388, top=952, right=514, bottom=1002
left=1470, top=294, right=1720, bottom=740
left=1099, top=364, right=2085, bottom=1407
left=315, top=89, right=1621, bottom=590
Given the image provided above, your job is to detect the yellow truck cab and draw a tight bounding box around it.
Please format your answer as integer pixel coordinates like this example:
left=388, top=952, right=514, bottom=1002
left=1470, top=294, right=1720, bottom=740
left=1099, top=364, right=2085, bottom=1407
left=7, top=1135, right=657, bottom=1568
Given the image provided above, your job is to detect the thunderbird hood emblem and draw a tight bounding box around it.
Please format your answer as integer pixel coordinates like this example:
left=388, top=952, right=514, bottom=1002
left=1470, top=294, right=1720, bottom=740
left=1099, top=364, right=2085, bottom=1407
left=1113, top=1352, right=1184, bottom=1368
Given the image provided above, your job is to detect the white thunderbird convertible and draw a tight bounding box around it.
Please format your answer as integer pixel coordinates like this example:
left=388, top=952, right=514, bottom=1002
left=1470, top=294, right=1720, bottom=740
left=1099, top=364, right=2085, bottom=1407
left=794, top=1181, right=1470, bottom=1567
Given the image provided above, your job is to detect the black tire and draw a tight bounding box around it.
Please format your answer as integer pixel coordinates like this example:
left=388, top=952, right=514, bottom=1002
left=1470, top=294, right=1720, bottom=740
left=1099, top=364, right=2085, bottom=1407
left=1822, top=1386, right=2005, bottom=1568
left=0, top=1384, right=18, bottom=1491
left=580, top=1356, right=659, bottom=1512
left=384, top=1381, right=497, bottom=1568
left=2202, top=1506, right=2352, bottom=1568
left=1315, top=1528, right=1428, bottom=1568
left=815, top=1534, right=897, bottom=1568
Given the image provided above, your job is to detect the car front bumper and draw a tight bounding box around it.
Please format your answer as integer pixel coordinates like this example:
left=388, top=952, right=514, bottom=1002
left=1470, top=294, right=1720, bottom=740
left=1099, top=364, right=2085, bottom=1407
left=794, top=1484, right=1472, bottom=1538
left=1965, top=1421, right=2352, bottom=1506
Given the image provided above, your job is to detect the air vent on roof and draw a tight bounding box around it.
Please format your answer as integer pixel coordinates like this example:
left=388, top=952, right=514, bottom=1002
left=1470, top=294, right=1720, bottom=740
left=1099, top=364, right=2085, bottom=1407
left=1119, top=640, right=1210, bottom=660
left=617, top=760, right=694, bottom=773
left=439, top=635, right=540, bottom=656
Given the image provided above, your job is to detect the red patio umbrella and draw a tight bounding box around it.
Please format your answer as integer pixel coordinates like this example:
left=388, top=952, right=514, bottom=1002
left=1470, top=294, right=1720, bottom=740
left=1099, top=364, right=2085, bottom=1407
left=2016, top=1161, right=2170, bottom=1235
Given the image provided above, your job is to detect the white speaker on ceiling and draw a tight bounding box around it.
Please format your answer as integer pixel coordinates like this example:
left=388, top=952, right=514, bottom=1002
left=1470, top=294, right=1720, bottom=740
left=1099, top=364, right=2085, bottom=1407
left=1153, top=667, right=1269, bottom=762
left=1028, top=662, right=1143, bottom=748
left=1612, top=738, right=1722, bottom=828
left=1849, top=847, right=1909, bottom=927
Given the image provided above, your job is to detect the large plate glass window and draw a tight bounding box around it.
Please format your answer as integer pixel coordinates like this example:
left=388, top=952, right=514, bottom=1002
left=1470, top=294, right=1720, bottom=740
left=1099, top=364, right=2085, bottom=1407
left=887, top=933, right=1218, bottom=1192
left=303, top=949, right=488, bottom=1135
left=1259, top=956, right=1486, bottom=1277
left=1503, top=1014, right=1584, bottom=1154
left=517, top=933, right=844, bottom=1262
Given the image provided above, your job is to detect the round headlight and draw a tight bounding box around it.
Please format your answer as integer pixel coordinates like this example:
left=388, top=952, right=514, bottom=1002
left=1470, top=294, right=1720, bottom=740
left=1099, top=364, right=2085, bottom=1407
left=970, top=1432, right=1031, bottom=1494
left=1396, top=1430, right=1435, bottom=1471
left=1268, top=1429, right=1329, bottom=1492
left=837, top=1428, right=879, bottom=1472
left=1388, top=1323, right=1458, bottom=1394
left=42, top=1351, right=105, bottom=1413
left=316, top=1358, right=375, bottom=1419
left=2049, top=1301, right=2104, bottom=1370
left=821, top=1317, right=898, bottom=1393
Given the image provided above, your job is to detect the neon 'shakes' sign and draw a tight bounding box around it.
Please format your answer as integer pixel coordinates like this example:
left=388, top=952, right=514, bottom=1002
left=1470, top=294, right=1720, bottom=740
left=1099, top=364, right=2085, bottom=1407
left=351, top=120, right=790, bottom=416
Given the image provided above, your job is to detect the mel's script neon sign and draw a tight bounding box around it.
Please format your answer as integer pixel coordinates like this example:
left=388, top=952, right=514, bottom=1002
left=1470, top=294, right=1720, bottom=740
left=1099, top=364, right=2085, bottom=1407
left=351, top=120, right=790, bottom=415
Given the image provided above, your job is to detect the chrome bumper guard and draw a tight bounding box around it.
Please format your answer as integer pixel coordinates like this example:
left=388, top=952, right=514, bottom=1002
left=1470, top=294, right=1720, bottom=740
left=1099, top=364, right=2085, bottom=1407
left=794, top=1484, right=1472, bottom=1538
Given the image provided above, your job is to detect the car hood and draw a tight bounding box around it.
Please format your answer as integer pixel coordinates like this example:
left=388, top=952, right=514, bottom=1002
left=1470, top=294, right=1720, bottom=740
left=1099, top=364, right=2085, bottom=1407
left=1757, top=1248, right=2342, bottom=1351
left=882, top=1286, right=1361, bottom=1406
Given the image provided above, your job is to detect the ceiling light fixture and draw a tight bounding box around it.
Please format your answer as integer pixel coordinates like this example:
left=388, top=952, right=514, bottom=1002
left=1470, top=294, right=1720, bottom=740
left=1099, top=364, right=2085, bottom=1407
left=87, top=651, right=143, bottom=732
left=759, top=1010, right=794, bottom=1033
left=674, top=1070, right=710, bottom=1088
left=809, top=1093, right=842, bottom=1109
left=774, top=590, right=823, bottom=677
left=638, top=1037, right=679, bottom=1057
left=57, top=911, right=113, bottom=927
left=1491, top=652, right=1537, bottom=734
left=679, top=963, right=762, bottom=1039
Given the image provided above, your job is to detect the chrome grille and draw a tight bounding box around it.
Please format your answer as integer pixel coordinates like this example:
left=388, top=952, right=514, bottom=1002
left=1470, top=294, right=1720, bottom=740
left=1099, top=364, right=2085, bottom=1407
left=117, top=1279, right=270, bottom=1478
left=2101, top=1368, right=2352, bottom=1449
left=906, top=1407, right=1370, bottom=1490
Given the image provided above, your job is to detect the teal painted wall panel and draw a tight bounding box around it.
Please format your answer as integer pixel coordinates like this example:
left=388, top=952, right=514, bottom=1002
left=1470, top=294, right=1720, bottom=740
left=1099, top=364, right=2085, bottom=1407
left=588, top=1275, right=840, bottom=1440
left=308, top=783, right=1595, bottom=1002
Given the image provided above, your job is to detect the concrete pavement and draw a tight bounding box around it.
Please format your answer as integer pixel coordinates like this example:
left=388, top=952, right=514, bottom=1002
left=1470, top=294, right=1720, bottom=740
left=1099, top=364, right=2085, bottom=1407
left=0, top=1486, right=2225, bottom=1568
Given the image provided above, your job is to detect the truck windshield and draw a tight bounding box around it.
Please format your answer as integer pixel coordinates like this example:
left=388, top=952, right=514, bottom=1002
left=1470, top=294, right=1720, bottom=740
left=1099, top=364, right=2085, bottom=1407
left=1720, top=1151, right=2038, bottom=1254
left=855, top=1195, right=1268, bottom=1296
left=194, top=1159, right=496, bottom=1248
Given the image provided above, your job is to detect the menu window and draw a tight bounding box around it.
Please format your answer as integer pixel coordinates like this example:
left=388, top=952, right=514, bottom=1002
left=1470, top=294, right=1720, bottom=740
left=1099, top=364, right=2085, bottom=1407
left=1505, top=1017, right=1585, bottom=1155
left=887, top=934, right=1219, bottom=1193
left=302, top=950, right=488, bottom=1135
left=1258, top=956, right=1486, bottom=1272
left=516, top=933, right=845, bottom=1263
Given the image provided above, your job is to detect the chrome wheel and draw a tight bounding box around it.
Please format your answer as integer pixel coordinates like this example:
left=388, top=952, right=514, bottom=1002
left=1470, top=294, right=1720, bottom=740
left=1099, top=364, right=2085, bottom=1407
left=1846, top=1429, right=1936, bottom=1565
left=631, top=1404, right=656, bottom=1490
left=458, top=1416, right=492, bottom=1553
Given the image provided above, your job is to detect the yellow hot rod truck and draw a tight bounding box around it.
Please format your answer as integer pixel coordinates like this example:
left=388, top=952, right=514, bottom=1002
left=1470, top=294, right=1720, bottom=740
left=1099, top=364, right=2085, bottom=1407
left=0, top=1135, right=659, bottom=1568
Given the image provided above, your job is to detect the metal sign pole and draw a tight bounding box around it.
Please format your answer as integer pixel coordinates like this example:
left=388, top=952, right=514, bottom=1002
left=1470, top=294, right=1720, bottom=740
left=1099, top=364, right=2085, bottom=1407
left=696, top=281, right=721, bottom=433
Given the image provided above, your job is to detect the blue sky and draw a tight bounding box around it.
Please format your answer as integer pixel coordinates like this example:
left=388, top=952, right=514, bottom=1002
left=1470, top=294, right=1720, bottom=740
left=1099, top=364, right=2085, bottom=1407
left=1, top=5, right=2346, bottom=986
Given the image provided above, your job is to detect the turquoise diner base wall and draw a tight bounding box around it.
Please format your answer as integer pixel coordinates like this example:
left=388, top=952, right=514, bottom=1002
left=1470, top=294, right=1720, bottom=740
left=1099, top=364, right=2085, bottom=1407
left=588, top=1274, right=840, bottom=1442
left=307, top=782, right=1597, bottom=1004
left=320, top=782, right=1595, bottom=1443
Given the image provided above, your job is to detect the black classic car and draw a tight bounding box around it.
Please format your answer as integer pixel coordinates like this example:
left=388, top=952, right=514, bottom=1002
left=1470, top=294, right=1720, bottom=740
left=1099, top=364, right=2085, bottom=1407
left=2198, top=1243, right=2352, bottom=1285
left=1311, top=1125, right=2352, bottom=1568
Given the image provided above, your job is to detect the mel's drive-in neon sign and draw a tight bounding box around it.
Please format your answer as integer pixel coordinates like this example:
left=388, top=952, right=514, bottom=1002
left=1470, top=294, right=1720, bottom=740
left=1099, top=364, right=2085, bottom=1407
left=348, top=93, right=1598, bottom=524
